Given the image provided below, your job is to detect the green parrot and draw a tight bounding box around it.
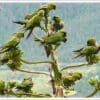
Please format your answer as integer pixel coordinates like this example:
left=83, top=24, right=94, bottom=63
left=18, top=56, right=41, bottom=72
left=73, top=46, right=100, bottom=64
left=35, top=30, right=67, bottom=57
left=62, top=72, right=82, bottom=88
left=14, top=10, right=45, bottom=39
left=0, top=32, right=24, bottom=54
left=73, top=46, right=100, bottom=57
left=35, top=30, right=67, bottom=46
left=52, top=16, right=64, bottom=32
left=6, top=47, right=23, bottom=71
left=87, top=37, right=99, bottom=47
left=7, top=81, right=17, bottom=89
left=88, top=77, right=100, bottom=90
left=72, top=72, right=82, bottom=81
left=87, top=77, right=100, bottom=97
left=16, top=76, right=33, bottom=93
left=7, top=81, right=17, bottom=93
left=0, top=47, right=23, bottom=71
left=24, top=3, right=56, bottom=20
left=0, top=80, right=5, bottom=94
left=0, top=55, right=9, bottom=65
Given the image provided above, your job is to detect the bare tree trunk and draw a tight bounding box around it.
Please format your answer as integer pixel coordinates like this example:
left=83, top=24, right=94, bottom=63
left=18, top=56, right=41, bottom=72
left=50, top=49, right=63, bottom=97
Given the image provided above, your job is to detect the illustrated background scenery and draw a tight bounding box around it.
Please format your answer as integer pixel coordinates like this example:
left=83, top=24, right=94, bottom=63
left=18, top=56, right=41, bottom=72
left=0, top=3, right=100, bottom=97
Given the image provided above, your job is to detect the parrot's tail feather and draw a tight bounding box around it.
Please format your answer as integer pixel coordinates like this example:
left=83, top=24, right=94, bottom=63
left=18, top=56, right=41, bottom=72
left=26, top=28, right=34, bottom=39
left=73, top=50, right=80, bottom=53
left=73, top=48, right=83, bottom=53
left=73, top=55, right=81, bottom=59
left=34, top=37, right=43, bottom=43
left=0, top=49, right=8, bottom=54
left=44, top=45, right=51, bottom=57
left=73, top=53, right=84, bottom=59
left=34, top=35, right=44, bottom=44
left=13, top=21, right=25, bottom=25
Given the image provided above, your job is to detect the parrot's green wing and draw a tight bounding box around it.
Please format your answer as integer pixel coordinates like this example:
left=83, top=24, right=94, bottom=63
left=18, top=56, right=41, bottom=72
left=26, top=14, right=41, bottom=29
left=44, top=31, right=65, bottom=44
left=81, top=46, right=98, bottom=55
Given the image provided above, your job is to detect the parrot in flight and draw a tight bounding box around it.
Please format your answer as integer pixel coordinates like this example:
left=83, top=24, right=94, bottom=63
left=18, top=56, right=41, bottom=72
left=52, top=16, right=64, bottom=32
left=13, top=10, right=45, bottom=39
left=0, top=32, right=24, bottom=54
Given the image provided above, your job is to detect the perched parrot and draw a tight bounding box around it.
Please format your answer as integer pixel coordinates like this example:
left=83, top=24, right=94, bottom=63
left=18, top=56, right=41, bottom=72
left=24, top=3, right=56, bottom=31
left=35, top=30, right=67, bottom=57
left=13, top=10, right=45, bottom=39
left=73, top=46, right=100, bottom=58
left=62, top=72, right=82, bottom=88
left=7, top=81, right=17, bottom=89
left=87, top=37, right=99, bottom=47
left=88, top=77, right=100, bottom=90
left=40, top=34, right=52, bottom=57
left=0, top=80, right=5, bottom=94
left=0, top=47, right=23, bottom=71
left=6, top=47, right=23, bottom=71
left=35, top=30, right=67, bottom=46
left=73, top=45, right=100, bottom=64
left=7, top=81, right=17, bottom=93
left=24, top=3, right=56, bottom=20
left=0, top=55, right=9, bottom=65
left=16, top=76, right=33, bottom=93
left=0, top=32, right=24, bottom=54
left=52, top=16, right=64, bottom=32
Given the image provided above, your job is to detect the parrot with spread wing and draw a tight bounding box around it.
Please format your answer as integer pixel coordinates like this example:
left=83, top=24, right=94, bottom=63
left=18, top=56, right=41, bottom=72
left=52, top=16, right=64, bottom=32
left=13, top=10, right=45, bottom=39
left=0, top=32, right=24, bottom=54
